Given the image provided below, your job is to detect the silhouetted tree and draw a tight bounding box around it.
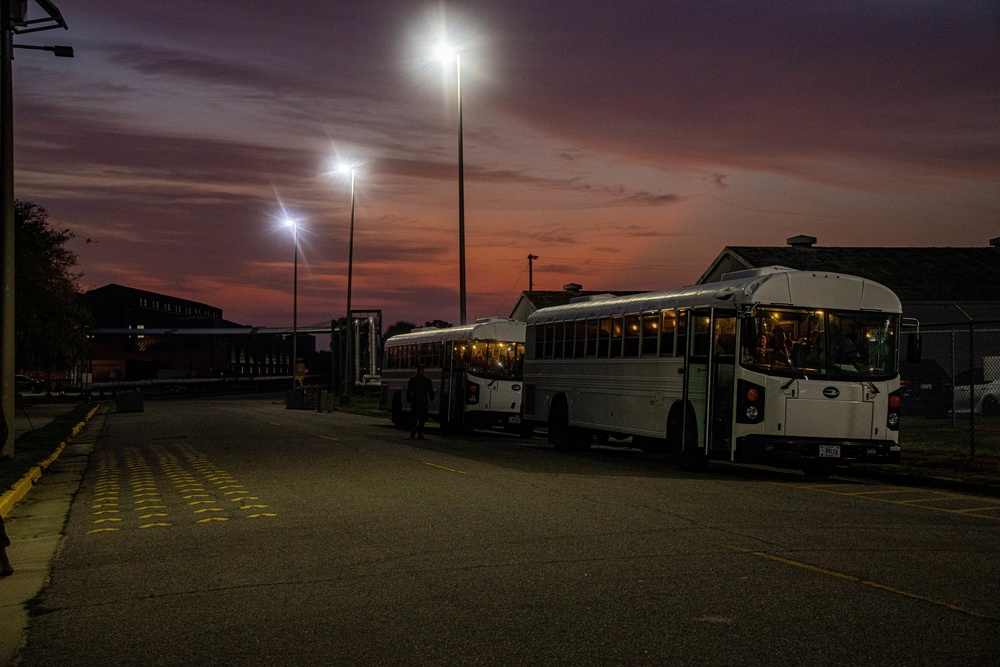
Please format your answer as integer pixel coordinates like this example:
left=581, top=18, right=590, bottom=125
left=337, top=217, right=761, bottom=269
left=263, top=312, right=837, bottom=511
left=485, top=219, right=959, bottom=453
left=424, top=320, right=452, bottom=329
left=15, top=201, right=92, bottom=382
left=384, top=320, right=418, bottom=341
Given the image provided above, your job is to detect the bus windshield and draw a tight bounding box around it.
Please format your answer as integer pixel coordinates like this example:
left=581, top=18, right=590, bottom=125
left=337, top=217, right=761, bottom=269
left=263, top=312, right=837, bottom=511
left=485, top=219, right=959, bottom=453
left=741, top=308, right=898, bottom=381
left=464, top=340, right=524, bottom=381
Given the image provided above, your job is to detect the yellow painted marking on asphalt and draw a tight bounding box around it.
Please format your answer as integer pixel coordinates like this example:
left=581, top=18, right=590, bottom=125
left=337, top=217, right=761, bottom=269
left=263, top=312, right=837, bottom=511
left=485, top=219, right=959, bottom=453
left=240, top=504, right=268, bottom=510
left=139, top=513, right=169, bottom=519
left=197, top=517, right=229, bottom=523
left=954, top=506, right=1000, bottom=514
left=188, top=500, right=215, bottom=506
left=230, top=497, right=258, bottom=502
left=92, top=510, right=120, bottom=515
left=135, top=505, right=167, bottom=511
left=93, top=496, right=118, bottom=502
left=133, top=492, right=159, bottom=497
left=139, top=523, right=172, bottom=529
left=87, top=528, right=120, bottom=534
left=247, top=513, right=277, bottom=518
left=318, top=435, right=339, bottom=441
left=223, top=491, right=248, bottom=495
left=93, top=518, right=122, bottom=524
left=422, top=461, right=468, bottom=475
left=92, top=504, right=118, bottom=509
left=897, top=497, right=960, bottom=504
left=771, top=480, right=1000, bottom=520
left=730, top=546, right=990, bottom=619
left=218, top=485, right=243, bottom=490
left=194, top=508, right=224, bottom=513
left=183, top=494, right=211, bottom=499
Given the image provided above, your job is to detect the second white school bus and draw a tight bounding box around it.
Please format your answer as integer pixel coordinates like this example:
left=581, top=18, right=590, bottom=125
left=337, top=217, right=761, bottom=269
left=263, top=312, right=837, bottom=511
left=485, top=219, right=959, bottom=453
left=523, top=267, right=903, bottom=474
left=381, top=317, right=526, bottom=431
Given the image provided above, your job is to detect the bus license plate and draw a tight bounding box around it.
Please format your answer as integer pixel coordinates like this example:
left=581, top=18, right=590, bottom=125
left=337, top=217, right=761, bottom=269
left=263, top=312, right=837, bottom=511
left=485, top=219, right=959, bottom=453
left=508, top=415, right=521, bottom=424
left=819, top=445, right=841, bottom=458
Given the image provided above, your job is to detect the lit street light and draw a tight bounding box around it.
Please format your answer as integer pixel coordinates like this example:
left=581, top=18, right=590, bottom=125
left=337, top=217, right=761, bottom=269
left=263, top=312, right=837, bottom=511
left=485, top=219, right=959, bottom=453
left=340, top=165, right=356, bottom=404
left=434, top=42, right=467, bottom=325
left=286, top=219, right=299, bottom=395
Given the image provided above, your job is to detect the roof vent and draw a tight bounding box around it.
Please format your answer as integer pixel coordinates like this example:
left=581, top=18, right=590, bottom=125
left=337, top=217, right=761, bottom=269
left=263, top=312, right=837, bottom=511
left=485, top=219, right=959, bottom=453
left=563, top=283, right=582, bottom=294
left=787, top=235, right=817, bottom=249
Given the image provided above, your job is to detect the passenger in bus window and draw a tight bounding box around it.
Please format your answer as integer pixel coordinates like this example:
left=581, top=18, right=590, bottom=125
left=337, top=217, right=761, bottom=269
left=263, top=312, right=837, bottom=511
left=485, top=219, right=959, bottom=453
left=407, top=365, right=435, bottom=439
left=803, top=331, right=827, bottom=370
left=772, top=328, right=792, bottom=366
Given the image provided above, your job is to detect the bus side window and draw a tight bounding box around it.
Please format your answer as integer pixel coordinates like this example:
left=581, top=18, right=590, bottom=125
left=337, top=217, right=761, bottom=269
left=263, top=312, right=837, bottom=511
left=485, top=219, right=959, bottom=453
left=586, top=319, right=599, bottom=358
left=553, top=322, right=565, bottom=359
left=676, top=311, right=688, bottom=357
left=610, top=316, right=624, bottom=357
left=641, top=312, right=658, bottom=356
left=532, top=324, right=544, bottom=359
left=624, top=314, right=640, bottom=356
left=574, top=320, right=586, bottom=358
left=692, top=314, right=711, bottom=358
left=660, top=311, right=676, bottom=357
left=598, top=318, right=611, bottom=357
left=544, top=323, right=555, bottom=359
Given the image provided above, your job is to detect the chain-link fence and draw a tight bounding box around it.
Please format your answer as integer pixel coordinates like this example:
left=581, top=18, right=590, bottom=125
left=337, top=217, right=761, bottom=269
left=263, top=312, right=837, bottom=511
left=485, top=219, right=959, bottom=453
left=899, top=320, right=1000, bottom=473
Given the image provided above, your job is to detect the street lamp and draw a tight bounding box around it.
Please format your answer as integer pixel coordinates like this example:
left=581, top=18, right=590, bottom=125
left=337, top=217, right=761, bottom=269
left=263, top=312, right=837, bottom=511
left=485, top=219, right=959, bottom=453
left=434, top=42, right=466, bottom=325
left=286, top=219, right=298, bottom=394
left=1, top=0, right=71, bottom=459
left=340, top=165, right=356, bottom=404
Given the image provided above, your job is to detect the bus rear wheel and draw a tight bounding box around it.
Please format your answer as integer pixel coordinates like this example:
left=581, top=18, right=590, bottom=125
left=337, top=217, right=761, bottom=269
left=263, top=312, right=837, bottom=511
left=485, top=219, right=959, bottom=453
left=549, top=398, right=591, bottom=452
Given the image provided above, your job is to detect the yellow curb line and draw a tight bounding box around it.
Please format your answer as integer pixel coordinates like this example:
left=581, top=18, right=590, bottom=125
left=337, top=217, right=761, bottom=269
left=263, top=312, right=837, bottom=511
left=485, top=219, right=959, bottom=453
left=0, top=404, right=100, bottom=519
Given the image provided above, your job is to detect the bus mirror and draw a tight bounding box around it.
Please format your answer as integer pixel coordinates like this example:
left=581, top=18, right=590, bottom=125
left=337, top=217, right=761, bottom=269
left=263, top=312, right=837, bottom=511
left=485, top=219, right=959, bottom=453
left=906, top=333, right=922, bottom=362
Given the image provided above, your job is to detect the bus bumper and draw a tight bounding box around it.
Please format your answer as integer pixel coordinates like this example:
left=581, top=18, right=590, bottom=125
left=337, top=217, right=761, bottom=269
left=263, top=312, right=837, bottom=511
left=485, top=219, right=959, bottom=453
left=735, top=435, right=901, bottom=467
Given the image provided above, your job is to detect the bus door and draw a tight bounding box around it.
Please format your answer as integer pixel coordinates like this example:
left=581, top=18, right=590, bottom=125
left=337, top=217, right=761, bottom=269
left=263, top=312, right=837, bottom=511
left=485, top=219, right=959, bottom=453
left=439, top=341, right=465, bottom=428
left=682, top=310, right=737, bottom=461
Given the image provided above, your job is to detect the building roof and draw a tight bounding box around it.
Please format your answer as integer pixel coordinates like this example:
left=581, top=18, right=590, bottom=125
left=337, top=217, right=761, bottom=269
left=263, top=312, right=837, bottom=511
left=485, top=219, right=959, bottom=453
left=700, top=246, right=1000, bottom=302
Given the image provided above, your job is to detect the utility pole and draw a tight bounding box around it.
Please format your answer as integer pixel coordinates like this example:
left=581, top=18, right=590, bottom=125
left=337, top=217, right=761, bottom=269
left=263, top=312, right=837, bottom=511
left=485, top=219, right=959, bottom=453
left=527, top=254, right=538, bottom=291
left=1, top=0, right=71, bottom=458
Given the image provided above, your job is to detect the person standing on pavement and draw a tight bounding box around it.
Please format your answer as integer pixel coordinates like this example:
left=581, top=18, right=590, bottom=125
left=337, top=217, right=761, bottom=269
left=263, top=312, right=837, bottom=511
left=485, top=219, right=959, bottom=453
left=406, top=364, right=434, bottom=440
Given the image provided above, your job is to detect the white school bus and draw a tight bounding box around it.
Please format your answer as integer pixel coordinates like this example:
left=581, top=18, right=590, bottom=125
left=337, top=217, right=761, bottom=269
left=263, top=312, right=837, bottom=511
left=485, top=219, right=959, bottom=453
left=523, top=267, right=902, bottom=475
left=381, top=317, right=526, bottom=431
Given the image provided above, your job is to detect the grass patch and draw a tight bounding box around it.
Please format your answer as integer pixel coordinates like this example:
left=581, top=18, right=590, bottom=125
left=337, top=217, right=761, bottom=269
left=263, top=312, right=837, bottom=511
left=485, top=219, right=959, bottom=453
left=892, top=416, right=1000, bottom=483
left=336, top=393, right=388, bottom=419
left=0, top=401, right=94, bottom=492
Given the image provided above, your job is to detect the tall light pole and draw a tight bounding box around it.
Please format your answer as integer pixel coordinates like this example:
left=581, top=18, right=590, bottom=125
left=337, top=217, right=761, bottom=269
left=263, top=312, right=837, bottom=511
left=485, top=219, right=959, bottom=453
left=435, top=43, right=466, bottom=325
left=286, top=219, right=298, bottom=395
left=528, top=254, right=538, bottom=291
left=1, top=0, right=71, bottom=458
left=341, top=166, right=356, bottom=404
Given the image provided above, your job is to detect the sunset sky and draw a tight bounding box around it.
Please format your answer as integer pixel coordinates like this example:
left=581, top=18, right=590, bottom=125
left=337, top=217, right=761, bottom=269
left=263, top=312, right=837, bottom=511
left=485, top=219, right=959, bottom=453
left=12, top=1, right=1000, bottom=330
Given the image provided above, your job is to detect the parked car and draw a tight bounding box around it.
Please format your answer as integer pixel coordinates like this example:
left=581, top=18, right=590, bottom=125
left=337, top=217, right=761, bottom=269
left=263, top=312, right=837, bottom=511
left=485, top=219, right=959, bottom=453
left=899, top=360, right=953, bottom=418
left=952, top=367, right=1000, bottom=416
left=14, top=374, right=43, bottom=394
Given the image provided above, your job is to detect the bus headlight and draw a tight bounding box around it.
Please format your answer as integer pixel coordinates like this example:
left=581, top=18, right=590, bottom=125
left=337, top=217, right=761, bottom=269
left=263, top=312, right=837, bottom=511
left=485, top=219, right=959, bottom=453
left=466, top=382, right=480, bottom=405
left=737, top=379, right=765, bottom=424
left=886, top=389, right=901, bottom=431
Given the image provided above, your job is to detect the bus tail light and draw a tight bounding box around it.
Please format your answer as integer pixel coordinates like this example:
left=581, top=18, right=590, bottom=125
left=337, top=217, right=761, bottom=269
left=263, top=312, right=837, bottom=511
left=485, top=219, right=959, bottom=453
left=737, top=379, right=764, bottom=424
left=887, top=389, right=901, bottom=431
left=466, top=381, right=480, bottom=405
